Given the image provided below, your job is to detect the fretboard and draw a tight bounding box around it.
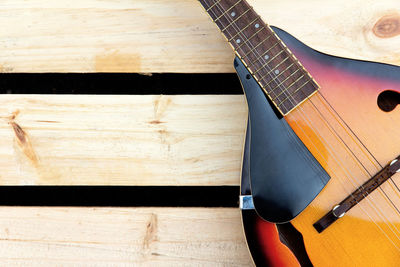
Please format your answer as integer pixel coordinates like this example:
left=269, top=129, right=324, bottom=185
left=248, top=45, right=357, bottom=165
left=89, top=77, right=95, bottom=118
left=199, top=0, right=319, bottom=115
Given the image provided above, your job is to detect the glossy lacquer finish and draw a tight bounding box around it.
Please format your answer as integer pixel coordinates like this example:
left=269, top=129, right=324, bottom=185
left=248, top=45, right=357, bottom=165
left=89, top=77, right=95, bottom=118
left=243, top=27, right=400, bottom=266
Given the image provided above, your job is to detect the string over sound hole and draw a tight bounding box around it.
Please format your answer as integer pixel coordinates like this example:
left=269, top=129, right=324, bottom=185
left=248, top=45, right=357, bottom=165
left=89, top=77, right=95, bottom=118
left=377, top=90, right=400, bottom=112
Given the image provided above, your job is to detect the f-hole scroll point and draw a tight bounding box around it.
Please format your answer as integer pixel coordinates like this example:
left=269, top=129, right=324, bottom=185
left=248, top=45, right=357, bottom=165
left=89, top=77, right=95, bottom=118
left=377, top=90, right=400, bottom=112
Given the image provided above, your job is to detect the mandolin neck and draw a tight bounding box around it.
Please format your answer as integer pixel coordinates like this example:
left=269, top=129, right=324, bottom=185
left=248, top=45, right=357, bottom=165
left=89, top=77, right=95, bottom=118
left=198, top=0, right=319, bottom=115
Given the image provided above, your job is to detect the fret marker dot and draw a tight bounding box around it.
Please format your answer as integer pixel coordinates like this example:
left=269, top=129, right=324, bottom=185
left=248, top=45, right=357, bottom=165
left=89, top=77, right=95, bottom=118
left=264, top=55, right=269, bottom=60
left=275, top=69, right=280, bottom=75
left=231, top=12, right=236, bottom=17
left=236, top=39, right=241, bottom=43
left=255, top=23, right=260, bottom=28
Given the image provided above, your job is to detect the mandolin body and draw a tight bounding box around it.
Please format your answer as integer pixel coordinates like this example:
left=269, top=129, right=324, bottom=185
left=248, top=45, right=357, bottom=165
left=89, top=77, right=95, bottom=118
left=241, top=27, right=400, bottom=266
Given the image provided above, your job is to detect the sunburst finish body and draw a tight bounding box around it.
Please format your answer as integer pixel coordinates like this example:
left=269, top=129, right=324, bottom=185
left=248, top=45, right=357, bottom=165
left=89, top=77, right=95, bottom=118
left=245, top=27, right=400, bottom=266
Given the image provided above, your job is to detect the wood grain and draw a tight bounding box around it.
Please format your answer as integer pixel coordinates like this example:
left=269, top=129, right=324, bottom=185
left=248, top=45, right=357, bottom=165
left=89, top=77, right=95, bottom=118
left=0, top=207, right=253, bottom=266
left=0, top=94, right=247, bottom=185
left=0, top=0, right=398, bottom=73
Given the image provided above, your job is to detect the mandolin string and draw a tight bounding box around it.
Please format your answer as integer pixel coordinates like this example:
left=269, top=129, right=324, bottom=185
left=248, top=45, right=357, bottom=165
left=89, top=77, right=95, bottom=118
left=316, top=94, right=383, bottom=169
left=237, top=35, right=400, bottom=255
left=281, top=79, right=400, bottom=238
left=238, top=1, right=400, bottom=246
left=287, top=81, right=400, bottom=237
left=206, top=0, right=400, bottom=232
left=205, top=0, right=394, bottom=214
left=316, top=92, right=400, bottom=196
left=306, top=94, right=400, bottom=216
left=307, top=95, right=400, bottom=217
left=205, top=0, right=400, bottom=243
left=202, top=5, right=400, bottom=245
left=315, top=93, right=400, bottom=214
left=286, top=107, right=400, bottom=250
left=279, top=81, right=400, bottom=239
left=211, top=0, right=400, bottom=242
left=283, top=105, right=400, bottom=247
left=311, top=93, right=400, bottom=224
left=297, top=95, right=400, bottom=238
left=231, top=0, right=400, bottom=222
left=294, top=100, right=400, bottom=240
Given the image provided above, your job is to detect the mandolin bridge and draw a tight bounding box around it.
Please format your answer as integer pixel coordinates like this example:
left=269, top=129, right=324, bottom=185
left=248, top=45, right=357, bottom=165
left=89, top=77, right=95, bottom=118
left=314, top=155, right=400, bottom=233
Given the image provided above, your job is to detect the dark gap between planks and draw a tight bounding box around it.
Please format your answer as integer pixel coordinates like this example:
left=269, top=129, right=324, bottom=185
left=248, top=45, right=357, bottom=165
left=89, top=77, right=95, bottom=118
left=0, top=186, right=239, bottom=207
left=0, top=73, right=243, bottom=94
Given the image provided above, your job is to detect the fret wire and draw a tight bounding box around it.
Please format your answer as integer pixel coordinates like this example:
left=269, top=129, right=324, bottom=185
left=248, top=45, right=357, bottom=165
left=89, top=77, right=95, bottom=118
left=272, top=74, right=305, bottom=100
left=246, top=33, right=308, bottom=112
left=222, top=3, right=297, bottom=111
left=253, top=50, right=285, bottom=74
left=242, top=34, right=272, bottom=57
left=256, top=43, right=277, bottom=62
left=203, top=0, right=252, bottom=58
left=235, top=26, right=265, bottom=49
left=208, top=0, right=271, bottom=78
left=277, top=79, right=312, bottom=106
left=266, top=67, right=298, bottom=88
left=261, top=62, right=295, bottom=84
left=268, top=68, right=300, bottom=93
left=245, top=39, right=276, bottom=63
left=271, top=56, right=290, bottom=71
left=214, top=0, right=244, bottom=22
left=205, top=0, right=316, bottom=114
left=248, top=40, right=279, bottom=62
left=205, top=0, right=223, bottom=12
left=256, top=56, right=291, bottom=87
left=207, top=0, right=260, bottom=65
left=291, top=79, right=312, bottom=98
left=227, top=16, right=260, bottom=41
left=205, top=3, right=239, bottom=43
left=208, top=1, right=293, bottom=112
left=221, top=7, right=252, bottom=32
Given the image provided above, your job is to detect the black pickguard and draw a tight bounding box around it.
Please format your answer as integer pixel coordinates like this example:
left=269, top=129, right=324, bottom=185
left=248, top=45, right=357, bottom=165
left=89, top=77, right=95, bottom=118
left=236, top=56, right=330, bottom=223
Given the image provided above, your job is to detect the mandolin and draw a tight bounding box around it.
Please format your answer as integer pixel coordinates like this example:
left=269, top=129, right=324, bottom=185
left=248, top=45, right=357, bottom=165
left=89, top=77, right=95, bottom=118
left=198, top=0, right=400, bottom=266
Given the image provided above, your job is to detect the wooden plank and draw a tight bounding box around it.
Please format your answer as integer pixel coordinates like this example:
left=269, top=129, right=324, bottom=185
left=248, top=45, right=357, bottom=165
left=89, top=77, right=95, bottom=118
left=0, top=94, right=247, bottom=185
left=0, top=207, right=253, bottom=266
left=0, top=0, right=398, bottom=73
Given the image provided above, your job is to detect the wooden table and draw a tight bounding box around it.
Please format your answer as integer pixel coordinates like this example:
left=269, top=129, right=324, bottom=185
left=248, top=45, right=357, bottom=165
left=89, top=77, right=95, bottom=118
left=0, top=0, right=398, bottom=265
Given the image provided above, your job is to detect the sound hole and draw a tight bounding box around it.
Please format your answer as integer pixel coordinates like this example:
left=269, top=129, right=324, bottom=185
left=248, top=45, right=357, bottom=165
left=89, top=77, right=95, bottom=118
left=377, top=90, right=400, bottom=112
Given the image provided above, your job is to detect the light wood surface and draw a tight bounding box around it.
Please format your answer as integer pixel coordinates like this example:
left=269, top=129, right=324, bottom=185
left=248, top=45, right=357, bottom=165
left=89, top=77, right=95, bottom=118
left=0, top=94, right=247, bottom=185
left=2, top=1, right=399, bottom=265
left=0, top=207, right=252, bottom=266
left=0, top=0, right=398, bottom=73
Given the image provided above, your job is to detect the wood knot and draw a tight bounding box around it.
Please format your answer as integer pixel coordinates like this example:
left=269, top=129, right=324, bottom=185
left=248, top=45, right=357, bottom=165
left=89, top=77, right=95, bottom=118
left=11, top=122, right=27, bottom=145
left=148, top=120, right=164, bottom=125
left=7, top=111, right=40, bottom=168
left=143, top=213, right=158, bottom=249
left=373, top=14, right=400, bottom=38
